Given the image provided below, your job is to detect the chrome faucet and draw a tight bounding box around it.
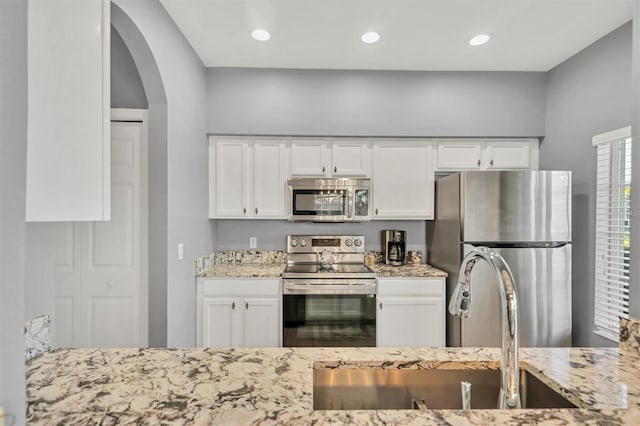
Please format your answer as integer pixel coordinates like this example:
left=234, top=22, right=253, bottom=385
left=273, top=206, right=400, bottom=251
left=448, top=246, right=521, bottom=409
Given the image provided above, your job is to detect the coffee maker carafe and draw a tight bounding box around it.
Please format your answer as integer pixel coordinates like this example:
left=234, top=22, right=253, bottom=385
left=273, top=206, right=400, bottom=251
left=382, top=230, right=407, bottom=265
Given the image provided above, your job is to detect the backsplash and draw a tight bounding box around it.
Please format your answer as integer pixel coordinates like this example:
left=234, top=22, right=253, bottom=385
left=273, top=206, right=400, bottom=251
left=620, top=317, right=640, bottom=357
left=364, top=251, right=423, bottom=265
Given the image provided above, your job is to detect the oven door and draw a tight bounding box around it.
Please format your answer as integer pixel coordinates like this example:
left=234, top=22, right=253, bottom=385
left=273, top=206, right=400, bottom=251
left=282, top=281, right=376, bottom=347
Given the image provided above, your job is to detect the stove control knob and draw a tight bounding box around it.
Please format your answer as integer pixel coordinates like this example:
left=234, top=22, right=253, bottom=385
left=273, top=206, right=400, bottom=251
left=354, top=239, right=363, bottom=247
left=299, top=239, right=308, bottom=247
left=290, top=239, right=298, bottom=247
left=345, top=239, right=353, bottom=247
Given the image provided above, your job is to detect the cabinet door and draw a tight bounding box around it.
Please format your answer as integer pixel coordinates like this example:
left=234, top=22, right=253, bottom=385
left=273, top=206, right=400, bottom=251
left=26, top=0, right=110, bottom=221
left=377, top=297, right=444, bottom=347
left=253, top=141, right=287, bottom=218
left=213, top=139, right=249, bottom=217
left=436, top=141, right=483, bottom=170
left=484, top=140, right=532, bottom=169
left=330, top=140, right=371, bottom=176
left=200, top=297, right=241, bottom=348
left=290, top=140, right=329, bottom=176
left=372, top=141, right=434, bottom=219
left=243, top=297, right=281, bottom=347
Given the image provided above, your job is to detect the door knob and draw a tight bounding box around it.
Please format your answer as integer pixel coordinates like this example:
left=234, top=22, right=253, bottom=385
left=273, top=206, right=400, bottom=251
left=232, top=302, right=236, bottom=309
left=322, top=166, right=326, bottom=173
left=243, top=207, right=246, bottom=214
left=477, top=159, right=481, bottom=167
left=490, top=159, right=494, bottom=166
left=334, top=166, right=337, bottom=173
left=375, top=208, right=379, bottom=215
left=255, top=208, right=258, bottom=214
left=379, top=302, right=383, bottom=309
left=245, top=302, right=249, bottom=310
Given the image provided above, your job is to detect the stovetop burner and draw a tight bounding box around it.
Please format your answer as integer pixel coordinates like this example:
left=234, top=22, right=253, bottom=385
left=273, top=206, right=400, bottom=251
left=282, top=263, right=376, bottom=280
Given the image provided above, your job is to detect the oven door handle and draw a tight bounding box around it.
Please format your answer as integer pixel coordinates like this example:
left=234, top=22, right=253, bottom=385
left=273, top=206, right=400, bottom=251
left=283, top=282, right=376, bottom=295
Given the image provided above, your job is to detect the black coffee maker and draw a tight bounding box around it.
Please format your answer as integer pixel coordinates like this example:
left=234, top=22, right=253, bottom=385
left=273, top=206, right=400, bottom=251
left=382, top=230, right=407, bottom=265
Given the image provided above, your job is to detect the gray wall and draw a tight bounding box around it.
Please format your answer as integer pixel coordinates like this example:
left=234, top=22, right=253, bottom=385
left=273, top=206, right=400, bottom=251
left=113, top=0, right=212, bottom=347
left=111, top=26, right=148, bottom=109
left=0, top=0, right=27, bottom=422
left=207, top=68, right=547, bottom=137
left=24, top=224, right=56, bottom=333
left=215, top=220, right=427, bottom=254
left=541, top=22, right=632, bottom=347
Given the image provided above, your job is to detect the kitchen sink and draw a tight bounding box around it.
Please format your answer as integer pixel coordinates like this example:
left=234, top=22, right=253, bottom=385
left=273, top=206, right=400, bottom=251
left=313, top=366, right=577, bottom=410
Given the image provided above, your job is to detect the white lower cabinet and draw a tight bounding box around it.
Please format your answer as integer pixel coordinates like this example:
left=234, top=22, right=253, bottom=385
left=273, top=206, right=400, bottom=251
left=197, top=279, right=281, bottom=348
left=376, top=278, right=445, bottom=347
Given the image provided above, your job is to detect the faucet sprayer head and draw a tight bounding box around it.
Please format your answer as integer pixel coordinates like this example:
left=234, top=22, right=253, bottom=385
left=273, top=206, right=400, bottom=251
left=448, top=280, right=471, bottom=317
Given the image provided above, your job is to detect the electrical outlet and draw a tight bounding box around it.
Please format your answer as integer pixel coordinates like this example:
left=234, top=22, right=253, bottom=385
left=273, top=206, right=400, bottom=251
left=250, top=237, right=257, bottom=249
left=178, top=243, right=184, bottom=260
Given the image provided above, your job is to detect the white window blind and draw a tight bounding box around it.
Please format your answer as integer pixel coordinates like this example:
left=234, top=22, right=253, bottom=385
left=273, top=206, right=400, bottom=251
left=593, top=126, right=631, bottom=342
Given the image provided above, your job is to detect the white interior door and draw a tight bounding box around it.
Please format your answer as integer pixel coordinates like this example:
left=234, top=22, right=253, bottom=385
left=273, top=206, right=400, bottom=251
left=55, top=112, right=148, bottom=347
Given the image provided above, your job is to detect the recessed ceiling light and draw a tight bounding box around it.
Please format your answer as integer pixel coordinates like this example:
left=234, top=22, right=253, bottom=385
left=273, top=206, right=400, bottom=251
left=361, top=31, right=380, bottom=44
left=469, top=34, right=490, bottom=46
left=251, top=29, right=271, bottom=42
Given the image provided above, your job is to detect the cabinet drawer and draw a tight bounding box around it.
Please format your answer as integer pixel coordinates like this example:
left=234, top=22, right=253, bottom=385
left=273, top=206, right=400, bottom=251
left=377, top=278, right=444, bottom=296
left=200, top=279, right=280, bottom=297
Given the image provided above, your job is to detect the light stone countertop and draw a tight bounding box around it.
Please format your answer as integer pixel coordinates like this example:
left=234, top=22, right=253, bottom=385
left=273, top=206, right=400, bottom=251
left=366, top=262, right=448, bottom=278
left=25, top=345, right=640, bottom=425
left=197, top=263, right=286, bottom=278
left=195, top=250, right=448, bottom=279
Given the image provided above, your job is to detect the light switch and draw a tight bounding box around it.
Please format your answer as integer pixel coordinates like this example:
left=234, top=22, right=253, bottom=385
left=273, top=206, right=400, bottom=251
left=250, top=237, right=257, bottom=249
left=178, top=243, right=184, bottom=260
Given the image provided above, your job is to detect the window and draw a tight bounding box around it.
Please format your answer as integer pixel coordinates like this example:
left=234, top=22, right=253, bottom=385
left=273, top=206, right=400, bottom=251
left=593, top=126, right=631, bottom=342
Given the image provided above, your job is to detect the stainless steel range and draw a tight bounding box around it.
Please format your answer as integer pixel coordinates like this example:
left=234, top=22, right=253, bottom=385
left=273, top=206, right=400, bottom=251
left=282, top=235, right=377, bottom=347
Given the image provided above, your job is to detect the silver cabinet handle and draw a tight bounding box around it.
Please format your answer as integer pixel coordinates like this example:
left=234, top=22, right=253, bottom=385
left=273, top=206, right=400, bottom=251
left=243, top=207, right=246, bottom=214
left=245, top=302, right=249, bottom=310
left=490, top=159, right=494, bottom=166
left=379, top=302, right=383, bottom=309
left=255, top=208, right=258, bottom=214
left=334, top=166, right=337, bottom=173
left=232, top=302, right=236, bottom=309
left=322, top=166, right=325, bottom=173
left=477, top=159, right=481, bottom=167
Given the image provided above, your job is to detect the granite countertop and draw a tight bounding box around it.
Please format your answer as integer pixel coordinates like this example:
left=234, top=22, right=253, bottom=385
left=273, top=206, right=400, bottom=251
left=195, top=250, right=448, bottom=279
left=26, top=344, right=640, bottom=424
left=198, top=263, right=286, bottom=278
left=366, top=262, right=448, bottom=278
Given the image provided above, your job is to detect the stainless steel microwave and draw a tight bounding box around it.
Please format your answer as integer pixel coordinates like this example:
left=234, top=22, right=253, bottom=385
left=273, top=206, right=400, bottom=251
left=287, top=177, right=372, bottom=222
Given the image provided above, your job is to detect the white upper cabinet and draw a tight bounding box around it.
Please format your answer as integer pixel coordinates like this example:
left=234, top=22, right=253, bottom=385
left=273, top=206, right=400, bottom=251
left=211, top=138, right=249, bottom=217
left=436, top=141, right=483, bottom=170
left=484, top=139, right=535, bottom=169
left=253, top=141, right=288, bottom=217
left=26, top=0, right=110, bottom=221
left=209, top=137, right=287, bottom=219
left=290, top=139, right=371, bottom=177
left=290, top=140, right=329, bottom=176
left=436, top=139, right=538, bottom=171
left=372, top=141, right=435, bottom=220
left=330, top=140, right=371, bottom=176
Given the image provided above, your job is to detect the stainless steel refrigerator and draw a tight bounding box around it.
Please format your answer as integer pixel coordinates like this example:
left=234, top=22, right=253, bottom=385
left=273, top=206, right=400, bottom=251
left=427, top=171, right=572, bottom=347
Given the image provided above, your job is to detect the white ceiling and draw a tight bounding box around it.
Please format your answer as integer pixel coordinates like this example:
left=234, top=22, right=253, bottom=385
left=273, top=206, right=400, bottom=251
left=160, top=0, right=634, bottom=72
